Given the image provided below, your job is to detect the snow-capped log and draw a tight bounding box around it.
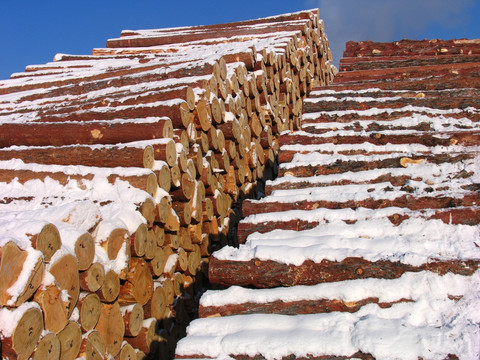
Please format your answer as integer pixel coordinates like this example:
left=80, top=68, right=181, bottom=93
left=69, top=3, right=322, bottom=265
left=0, top=117, right=174, bottom=148
left=0, top=304, right=44, bottom=360
left=332, top=61, right=480, bottom=85
left=343, top=38, right=480, bottom=58
left=94, top=301, right=125, bottom=358
left=0, top=241, right=44, bottom=307
left=340, top=54, right=480, bottom=72
left=121, top=303, right=144, bottom=337
left=57, top=322, right=82, bottom=360
left=278, top=130, right=480, bottom=147
left=0, top=138, right=177, bottom=169
left=277, top=153, right=475, bottom=177
left=209, top=256, right=479, bottom=288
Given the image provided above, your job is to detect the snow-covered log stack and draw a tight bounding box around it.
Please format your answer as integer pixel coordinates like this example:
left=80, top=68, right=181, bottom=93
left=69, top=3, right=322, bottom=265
left=0, top=9, right=336, bottom=360
left=175, top=39, right=480, bottom=359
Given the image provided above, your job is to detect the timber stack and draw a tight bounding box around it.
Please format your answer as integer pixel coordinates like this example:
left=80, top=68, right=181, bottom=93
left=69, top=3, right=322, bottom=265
left=175, top=40, right=480, bottom=358
left=0, top=9, right=336, bottom=360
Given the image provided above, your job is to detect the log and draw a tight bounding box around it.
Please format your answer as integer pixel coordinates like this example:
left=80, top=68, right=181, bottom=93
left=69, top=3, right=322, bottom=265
left=79, top=262, right=105, bottom=293
left=209, top=256, right=479, bottom=288
left=32, top=332, right=61, bottom=360
left=123, top=318, right=164, bottom=354
left=57, top=321, right=82, bottom=360
left=96, top=269, right=120, bottom=303
left=121, top=303, right=144, bottom=337
left=130, top=223, right=147, bottom=257
left=33, top=284, right=69, bottom=334
left=95, top=301, right=125, bottom=358
left=49, top=253, right=80, bottom=316
left=143, top=284, right=167, bottom=320
left=0, top=304, right=44, bottom=360
left=27, top=222, right=61, bottom=262
left=144, top=229, right=157, bottom=260
left=148, top=246, right=167, bottom=277
left=118, top=258, right=153, bottom=306
left=0, top=139, right=177, bottom=169
left=0, top=117, right=173, bottom=147
left=0, top=241, right=44, bottom=307
left=71, top=232, right=96, bottom=271
left=78, top=329, right=105, bottom=360
left=77, top=292, right=101, bottom=332
left=117, top=342, right=137, bottom=360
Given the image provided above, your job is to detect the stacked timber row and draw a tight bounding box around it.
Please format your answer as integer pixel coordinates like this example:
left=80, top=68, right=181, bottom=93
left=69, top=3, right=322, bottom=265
left=0, top=9, right=336, bottom=360
left=175, top=39, right=480, bottom=359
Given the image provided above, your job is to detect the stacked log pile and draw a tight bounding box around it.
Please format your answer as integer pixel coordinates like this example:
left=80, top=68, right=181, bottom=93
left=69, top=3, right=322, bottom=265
left=0, top=9, right=336, bottom=360
left=175, top=39, right=480, bottom=359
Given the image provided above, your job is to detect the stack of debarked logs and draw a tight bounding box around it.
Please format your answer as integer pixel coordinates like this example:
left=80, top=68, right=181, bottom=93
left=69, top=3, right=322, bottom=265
left=0, top=8, right=336, bottom=360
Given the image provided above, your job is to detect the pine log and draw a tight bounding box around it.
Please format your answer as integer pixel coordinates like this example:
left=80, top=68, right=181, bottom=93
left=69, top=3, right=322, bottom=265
left=123, top=318, right=164, bottom=354
left=0, top=241, right=44, bottom=307
left=121, top=303, right=144, bottom=337
left=199, top=296, right=412, bottom=318
left=130, top=223, right=147, bottom=257
left=148, top=246, right=167, bottom=277
left=143, top=285, right=167, bottom=321
left=0, top=139, right=177, bottom=169
left=118, top=258, right=153, bottom=306
left=32, top=333, right=61, bottom=360
left=72, top=232, right=96, bottom=271
left=77, top=293, right=102, bottom=332
left=96, top=269, right=120, bottom=303
left=0, top=118, right=173, bottom=147
left=99, top=228, right=130, bottom=262
left=144, top=229, right=157, bottom=260
left=95, top=301, right=125, bottom=358
left=209, top=256, right=479, bottom=288
left=0, top=305, right=44, bottom=360
left=27, top=222, right=61, bottom=262
left=78, top=329, right=105, bottom=360
left=57, top=321, right=82, bottom=360
left=79, top=262, right=105, bottom=293
left=49, top=253, right=80, bottom=316
left=33, top=284, right=69, bottom=334
left=241, top=193, right=479, bottom=217
left=117, top=342, right=137, bottom=360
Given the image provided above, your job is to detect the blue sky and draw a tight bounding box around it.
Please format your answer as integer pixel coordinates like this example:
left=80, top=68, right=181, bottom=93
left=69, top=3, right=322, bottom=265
left=1, top=0, right=479, bottom=80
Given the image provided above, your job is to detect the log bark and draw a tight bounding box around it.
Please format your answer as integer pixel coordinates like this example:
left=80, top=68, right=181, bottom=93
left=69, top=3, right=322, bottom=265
left=0, top=118, right=173, bottom=147
left=0, top=305, right=44, bottom=360
left=0, top=140, right=176, bottom=169
left=209, top=256, right=479, bottom=288
left=0, top=241, right=44, bottom=307
left=57, top=321, right=82, bottom=360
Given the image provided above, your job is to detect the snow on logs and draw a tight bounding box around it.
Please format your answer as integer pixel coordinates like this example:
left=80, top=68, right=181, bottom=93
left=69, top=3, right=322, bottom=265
left=176, top=38, right=480, bottom=359
left=0, top=8, right=335, bottom=360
